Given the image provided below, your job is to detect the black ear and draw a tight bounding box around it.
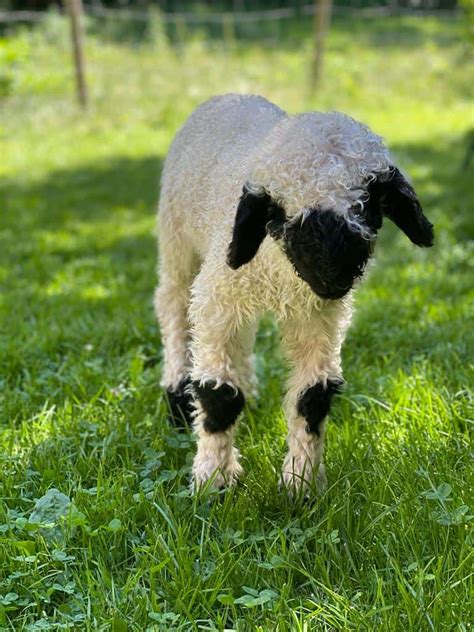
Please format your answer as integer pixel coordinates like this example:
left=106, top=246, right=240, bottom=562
left=227, top=186, right=284, bottom=269
left=368, top=167, right=434, bottom=247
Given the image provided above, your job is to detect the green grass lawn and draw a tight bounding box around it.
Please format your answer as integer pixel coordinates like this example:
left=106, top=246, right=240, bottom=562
left=0, top=12, right=473, bottom=631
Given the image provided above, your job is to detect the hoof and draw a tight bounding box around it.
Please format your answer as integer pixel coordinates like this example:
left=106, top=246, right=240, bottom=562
left=281, top=458, right=327, bottom=498
left=191, top=447, right=243, bottom=493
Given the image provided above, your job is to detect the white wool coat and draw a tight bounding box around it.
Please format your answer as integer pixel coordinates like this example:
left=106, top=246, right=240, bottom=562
left=155, top=94, right=393, bottom=491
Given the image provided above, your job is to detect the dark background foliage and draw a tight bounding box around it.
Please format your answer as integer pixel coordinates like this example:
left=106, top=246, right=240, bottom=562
left=1, top=0, right=461, bottom=13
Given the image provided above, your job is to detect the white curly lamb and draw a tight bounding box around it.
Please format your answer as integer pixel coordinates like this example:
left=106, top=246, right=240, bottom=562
left=154, top=94, right=433, bottom=495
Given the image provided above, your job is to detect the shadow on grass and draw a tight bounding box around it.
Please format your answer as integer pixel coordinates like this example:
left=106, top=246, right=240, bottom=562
left=1, top=153, right=161, bottom=336
left=0, top=132, right=472, bottom=425
left=1, top=154, right=163, bottom=232
left=0, top=154, right=163, bottom=410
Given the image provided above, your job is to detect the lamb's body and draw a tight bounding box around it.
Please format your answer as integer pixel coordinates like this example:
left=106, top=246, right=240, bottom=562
left=155, top=94, right=432, bottom=493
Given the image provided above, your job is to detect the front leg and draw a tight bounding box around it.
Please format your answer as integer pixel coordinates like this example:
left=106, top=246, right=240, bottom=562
left=188, top=266, right=248, bottom=491
left=191, top=380, right=245, bottom=490
left=281, top=316, right=345, bottom=497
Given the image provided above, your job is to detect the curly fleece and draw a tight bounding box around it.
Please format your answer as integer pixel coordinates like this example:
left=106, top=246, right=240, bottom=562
left=154, top=94, right=407, bottom=494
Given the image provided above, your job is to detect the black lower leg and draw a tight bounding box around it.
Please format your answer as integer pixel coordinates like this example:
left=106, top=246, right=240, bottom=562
left=166, top=378, right=194, bottom=429
left=193, top=380, right=245, bottom=433
left=297, top=377, right=344, bottom=436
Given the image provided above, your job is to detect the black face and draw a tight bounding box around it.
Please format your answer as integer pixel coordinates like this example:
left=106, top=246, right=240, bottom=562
left=268, top=210, right=375, bottom=300
left=227, top=168, right=434, bottom=300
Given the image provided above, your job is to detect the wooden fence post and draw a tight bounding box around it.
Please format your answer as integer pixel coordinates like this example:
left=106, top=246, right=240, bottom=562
left=65, top=0, right=88, bottom=108
left=311, top=0, right=333, bottom=92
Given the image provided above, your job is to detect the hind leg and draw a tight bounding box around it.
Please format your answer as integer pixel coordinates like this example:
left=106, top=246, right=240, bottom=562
left=154, top=223, right=198, bottom=428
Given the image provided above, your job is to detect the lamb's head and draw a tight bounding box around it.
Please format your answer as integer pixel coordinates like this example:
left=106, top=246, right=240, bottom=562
left=227, top=112, right=434, bottom=300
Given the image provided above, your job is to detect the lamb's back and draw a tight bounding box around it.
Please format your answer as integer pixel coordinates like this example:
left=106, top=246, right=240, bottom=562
left=159, top=94, right=286, bottom=255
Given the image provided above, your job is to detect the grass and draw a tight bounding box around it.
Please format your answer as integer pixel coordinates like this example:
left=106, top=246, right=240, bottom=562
left=0, top=11, right=473, bottom=631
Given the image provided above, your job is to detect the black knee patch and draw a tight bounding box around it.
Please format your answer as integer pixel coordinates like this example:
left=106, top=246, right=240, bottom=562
left=297, top=378, right=344, bottom=436
left=166, top=378, right=194, bottom=429
left=193, top=380, right=245, bottom=433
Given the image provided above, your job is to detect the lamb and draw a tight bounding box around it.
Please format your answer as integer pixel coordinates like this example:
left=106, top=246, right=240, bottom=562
left=154, top=94, right=434, bottom=495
